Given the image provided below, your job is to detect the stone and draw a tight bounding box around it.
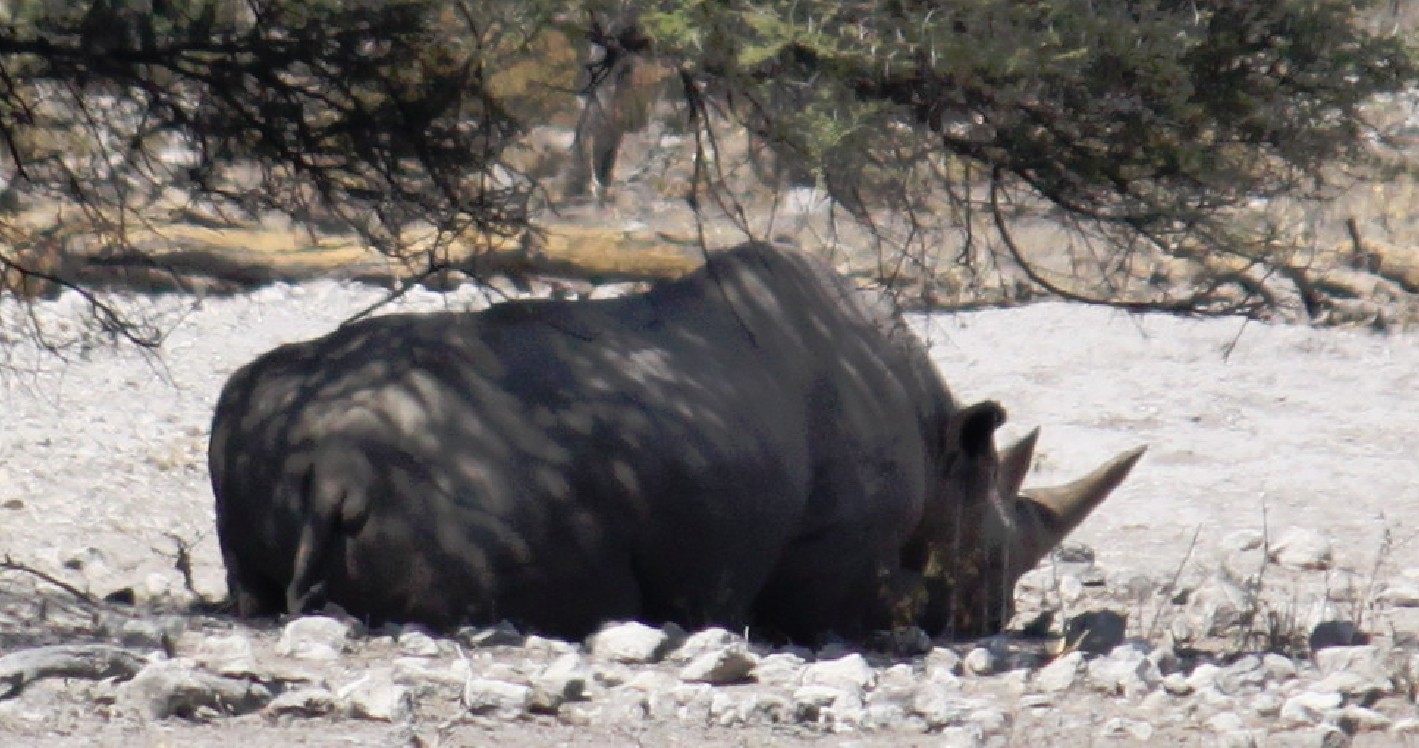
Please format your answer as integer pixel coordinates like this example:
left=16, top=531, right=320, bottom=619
left=462, top=678, right=532, bottom=717
left=1063, top=610, right=1127, bottom=654
left=911, top=685, right=1000, bottom=735
left=588, top=621, right=670, bottom=664
left=1101, top=717, right=1154, bottom=741
left=1034, top=651, right=1085, bottom=692
left=752, top=652, right=806, bottom=686
left=1086, top=643, right=1161, bottom=698
left=1219, top=655, right=1269, bottom=692
left=1207, top=712, right=1246, bottom=732
left=529, top=653, right=589, bottom=712
left=1269, top=527, right=1333, bottom=571
left=523, top=635, right=578, bottom=658
left=1379, top=583, right=1419, bottom=607
left=118, top=659, right=272, bottom=720
left=926, top=647, right=963, bottom=681
left=1279, top=691, right=1342, bottom=725
left=1162, top=673, right=1194, bottom=696
left=1250, top=691, right=1284, bottom=717
left=265, top=687, right=337, bottom=718
left=1313, top=645, right=1392, bottom=696
left=275, top=616, right=352, bottom=661
left=792, top=685, right=855, bottom=723
left=1218, top=730, right=1263, bottom=748
left=1309, top=619, right=1369, bottom=651
left=340, top=671, right=413, bottom=722
left=678, top=642, right=758, bottom=684
left=396, top=630, right=441, bottom=657
left=667, top=627, right=738, bottom=663
left=1186, top=663, right=1223, bottom=691
left=1264, top=654, right=1300, bottom=681
left=1174, top=577, right=1250, bottom=641
left=963, top=646, right=999, bottom=676
left=389, top=658, right=465, bottom=704
left=801, top=654, right=875, bottom=699
left=1338, top=705, right=1392, bottom=732
left=458, top=620, right=523, bottom=648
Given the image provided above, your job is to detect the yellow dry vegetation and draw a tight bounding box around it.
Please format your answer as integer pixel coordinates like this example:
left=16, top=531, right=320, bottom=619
left=136, top=221, right=704, bottom=281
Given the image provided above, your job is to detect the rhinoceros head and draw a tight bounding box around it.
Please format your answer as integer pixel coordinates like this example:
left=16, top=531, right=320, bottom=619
left=905, top=401, right=1146, bottom=638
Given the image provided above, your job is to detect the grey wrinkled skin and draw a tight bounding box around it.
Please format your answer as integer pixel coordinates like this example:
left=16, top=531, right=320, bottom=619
left=209, top=242, right=1009, bottom=643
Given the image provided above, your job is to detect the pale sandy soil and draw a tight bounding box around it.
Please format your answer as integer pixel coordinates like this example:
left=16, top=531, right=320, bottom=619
left=1, top=282, right=1417, bottom=745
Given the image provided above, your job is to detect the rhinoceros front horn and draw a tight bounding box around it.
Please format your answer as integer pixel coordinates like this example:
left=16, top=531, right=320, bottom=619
left=1013, top=444, right=1148, bottom=571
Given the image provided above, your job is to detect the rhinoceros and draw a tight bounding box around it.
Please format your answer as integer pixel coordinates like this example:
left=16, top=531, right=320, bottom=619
left=209, top=241, right=1143, bottom=642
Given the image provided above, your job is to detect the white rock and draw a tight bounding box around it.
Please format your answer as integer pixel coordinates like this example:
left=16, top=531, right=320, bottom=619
left=926, top=647, right=963, bottom=680
left=265, top=687, right=337, bottom=718
left=275, top=616, right=352, bottom=660
left=462, top=678, right=532, bottom=717
left=1250, top=690, right=1284, bottom=717
left=667, top=627, right=738, bottom=663
left=1101, top=717, right=1154, bottom=741
left=523, top=635, right=578, bottom=657
left=118, top=659, right=272, bottom=719
left=1162, top=672, right=1193, bottom=696
left=910, top=682, right=972, bottom=729
left=340, top=672, right=413, bottom=722
left=1313, top=644, right=1392, bottom=695
left=588, top=621, right=669, bottom=664
left=396, top=630, right=441, bottom=657
left=1279, top=691, right=1342, bottom=725
left=459, top=620, right=523, bottom=648
left=1219, top=655, right=1269, bottom=691
left=963, top=646, right=998, bottom=676
left=530, top=652, right=590, bottom=711
left=1175, top=577, right=1250, bottom=640
left=1269, top=527, right=1333, bottom=570
left=678, top=642, right=758, bottom=684
left=1034, top=651, right=1084, bottom=692
left=1339, top=705, right=1392, bottom=732
left=1218, top=730, right=1263, bottom=748
left=391, top=657, right=467, bottom=689
left=1379, top=583, right=1419, bottom=607
left=1186, top=663, right=1223, bottom=691
left=1207, top=712, right=1246, bottom=732
left=1263, top=654, right=1299, bottom=681
left=792, top=685, right=855, bottom=723
left=1086, top=643, right=1161, bottom=698
left=801, top=653, right=875, bottom=700
left=752, top=652, right=806, bottom=686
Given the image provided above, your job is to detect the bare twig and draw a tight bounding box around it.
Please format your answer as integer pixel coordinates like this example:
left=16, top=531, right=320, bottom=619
left=1, top=556, right=102, bottom=607
left=1146, top=524, right=1203, bottom=641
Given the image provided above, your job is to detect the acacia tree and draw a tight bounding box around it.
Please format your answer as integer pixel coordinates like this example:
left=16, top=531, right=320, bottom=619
left=0, top=0, right=1417, bottom=344
left=0, top=0, right=544, bottom=349
left=590, top=0, right=1419, bottom=320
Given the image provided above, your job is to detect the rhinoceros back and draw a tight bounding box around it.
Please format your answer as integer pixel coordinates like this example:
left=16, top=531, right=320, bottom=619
left=210, top=242, right=955, bottom=639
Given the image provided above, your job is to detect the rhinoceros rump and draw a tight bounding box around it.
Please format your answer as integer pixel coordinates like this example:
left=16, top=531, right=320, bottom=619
left=209, top=242, right=1142, bottom=642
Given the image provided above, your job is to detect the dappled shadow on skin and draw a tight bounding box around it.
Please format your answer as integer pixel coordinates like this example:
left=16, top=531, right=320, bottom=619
left=210, top=242, right=977, bottom=643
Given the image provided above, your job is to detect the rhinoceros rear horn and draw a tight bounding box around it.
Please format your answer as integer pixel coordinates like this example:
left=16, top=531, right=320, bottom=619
left=1019, top=445, right=1147, bottom=562
left=997, top=427, right=1040, bottom=500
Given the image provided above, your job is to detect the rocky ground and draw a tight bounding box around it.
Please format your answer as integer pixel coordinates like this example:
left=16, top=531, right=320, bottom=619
left=2, top=276, right=1419, bottom=746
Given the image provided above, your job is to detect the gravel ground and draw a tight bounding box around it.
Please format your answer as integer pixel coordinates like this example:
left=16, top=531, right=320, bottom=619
left=2, top=280, right=1419, bottom=745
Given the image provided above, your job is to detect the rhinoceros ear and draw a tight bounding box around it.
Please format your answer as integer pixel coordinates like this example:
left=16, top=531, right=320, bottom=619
left=951, top=400, right=1006, bottom=459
